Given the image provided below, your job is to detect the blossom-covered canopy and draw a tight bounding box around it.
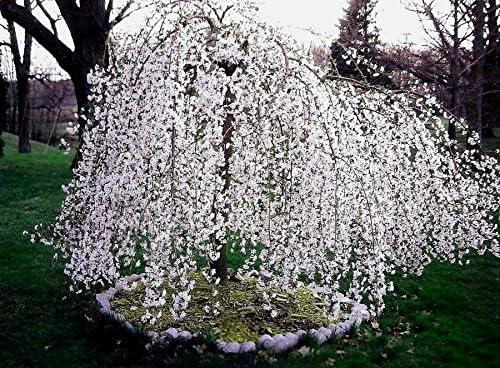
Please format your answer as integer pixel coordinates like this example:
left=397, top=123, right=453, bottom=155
left=38, top=0, right=499, bottom=323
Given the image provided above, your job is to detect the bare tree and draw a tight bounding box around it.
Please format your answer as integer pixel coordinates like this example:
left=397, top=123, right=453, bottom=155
left=468, top=0, right=486, bottom=142
left=7, top=0, right=32, bottom=153
left=482, top=0, right=499, bottom=138
left=0, top=68, right=7, bottom=157
left=382, top=0, right=499, bottom=142
left=0, top=0, right=144, bottom=164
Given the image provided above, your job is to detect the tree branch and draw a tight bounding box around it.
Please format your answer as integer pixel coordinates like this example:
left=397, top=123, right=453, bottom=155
left=54, top=0, right=79, bottom=37
left=35, top=0, right=60, bottom=39
left=109, top=0, right=134, bottom=28
left=0, top=0, right=74, bottom=71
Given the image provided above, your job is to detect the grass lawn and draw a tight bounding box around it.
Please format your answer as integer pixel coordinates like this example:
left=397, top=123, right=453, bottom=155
left=0, top=132, right=499, bottom=368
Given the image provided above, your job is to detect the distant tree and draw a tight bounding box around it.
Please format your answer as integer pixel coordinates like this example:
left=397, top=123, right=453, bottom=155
left=482, top=0, right=499, bottom=138
left=468, top=0, right=486, bottom=143
left=0, top=0, right=147, bottom=165
left=330, top=0, right=393, bottom=86
left=383, top=0, right=499, bottom=141
left=7, top=0, right=32, bottom=153
left=0, top=69, right=6, bottom=158
left=337, top=0, right=379, bottom=51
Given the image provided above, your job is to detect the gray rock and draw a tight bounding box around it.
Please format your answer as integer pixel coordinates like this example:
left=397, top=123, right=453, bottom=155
left=319, top=327, right=332, bottom=338
left=223, top=342, right=240, bottom=354
left=344, top=320, right=353, bottom=332
left=105, top=287, right=117, bottom=298
left=262, top=338, right=276, bottom=350
left=273, top=334, right=286, bottom=344
left=273, top=340, right=290, bottom=353
left=146, top=331, right=159, bottom=341
left=99, top=307, right=111, bottom=316
left=316, top=327, right=332, bottom=344
left=258, top=334, right=272, bottom=346
left=308, top=328, right=318, bottom=338
left=295, top=330, right=306, bottom=340
left=272, top=335, right=289, bottom=352
left=333, top=326, right=345, bottom=338
left=114, top=282, right=125, bottom=291
left=328, top=324, right=337, bottom=331
left=163, top=328, right=179, bottom=340
left=179, top=330, right=192, bottom=341
left=315, top=331, right=329, bottom=345
left=239, top=341, right=256, bottom=353
left=285, top=332, right=299, bottom=347
left=96, top=293, right=111, bottom=309
left=128, top=274, right=142, bottom=282
left=216, top=340, right=227, bottom=350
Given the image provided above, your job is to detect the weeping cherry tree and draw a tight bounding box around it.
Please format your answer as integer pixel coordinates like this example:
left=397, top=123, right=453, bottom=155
left=34, top=0, right=500, bottom=324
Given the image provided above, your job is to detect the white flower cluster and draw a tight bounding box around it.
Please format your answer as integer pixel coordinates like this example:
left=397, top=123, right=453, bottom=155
left=39, top=0, right=499, bottom=323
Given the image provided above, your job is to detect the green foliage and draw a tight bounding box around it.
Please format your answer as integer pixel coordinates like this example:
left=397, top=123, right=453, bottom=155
left=0, top=132, right=499, bottom=367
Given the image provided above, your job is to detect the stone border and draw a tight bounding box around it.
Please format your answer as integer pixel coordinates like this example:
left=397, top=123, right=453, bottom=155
left=96, top=273, right=370, bottom=354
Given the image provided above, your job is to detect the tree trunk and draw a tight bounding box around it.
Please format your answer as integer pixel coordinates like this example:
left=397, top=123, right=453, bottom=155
left=17, top=73, right=30, bottom=153
left=7, top=2, right=32, bottom=154
left=482, top=0, right=499, bottom=138
left=448, top=0, right=461, bottom=142
left=0, top=72, right=7, bottom=158
left=211, top=63, right=237, bottom=283
left=69, top=69, right=92, bottom=169
left=68, top=26, right=108, bottom=169
left=467, top=0, right=486, bottom=147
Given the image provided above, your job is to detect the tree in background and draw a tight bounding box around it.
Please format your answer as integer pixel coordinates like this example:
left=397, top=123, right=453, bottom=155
left=7, top=0, right=32, bottom=153
left=481, top=0, right=499, bottom=138
left=382, top=0, right=499, bottom=142
left=329, top=0, right=393, bottom=86
left=0, top=67, right=6, bottom=158
left=337, top=0, right=379, bottom=51
left=0, top=0, right=146, bottom=165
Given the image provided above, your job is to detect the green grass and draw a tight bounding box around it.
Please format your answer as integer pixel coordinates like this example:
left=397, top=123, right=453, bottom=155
left=0, top=132, right=499, bottom=368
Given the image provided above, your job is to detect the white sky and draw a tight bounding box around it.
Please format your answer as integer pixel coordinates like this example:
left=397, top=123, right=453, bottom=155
left=256, top=0, right=449, bottom=46
left=2, top=0, right=450, bottom=75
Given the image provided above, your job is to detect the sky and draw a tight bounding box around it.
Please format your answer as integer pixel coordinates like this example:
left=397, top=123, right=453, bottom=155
left=2, top=0, right=450, bottom=76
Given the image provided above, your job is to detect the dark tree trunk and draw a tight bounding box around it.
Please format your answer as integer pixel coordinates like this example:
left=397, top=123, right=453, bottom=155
left=211, top=62, right=237, bottom=284
left=67, top=3, right=108, bottom=169
left=68, top=37, right=107, bottom=168
left=467, top=0, right=486, bottom=147
left=0, top=72, right=7, bottom=158
left=482, top=0, right=499, bottom=138
left=7, top=1, right=33, bottom=154
left=17, top=73, right=31, bottom=153
left=448, top=0, right=461, bottom=142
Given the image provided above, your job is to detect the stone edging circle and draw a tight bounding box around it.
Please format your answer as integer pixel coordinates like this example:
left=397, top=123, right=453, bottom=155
left=96, top=273, right=370, bottom=354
